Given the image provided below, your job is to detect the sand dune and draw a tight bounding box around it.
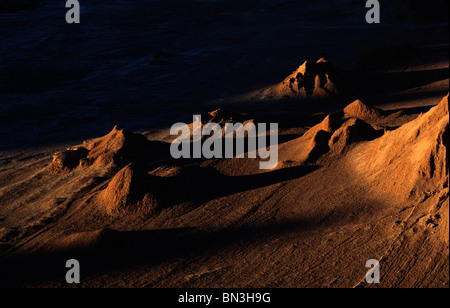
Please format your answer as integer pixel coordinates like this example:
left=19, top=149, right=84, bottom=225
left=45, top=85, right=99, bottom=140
left=355, top=95, right=449, bottom=200
left=343, top=100, right=385, bottom=121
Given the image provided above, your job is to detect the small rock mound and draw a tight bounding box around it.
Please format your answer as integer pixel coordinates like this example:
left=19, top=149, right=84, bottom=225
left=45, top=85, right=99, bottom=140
left=343, top=100, right=384, bottom=121
left=314, top=112, right=344, bottom=133
left=328, top=118, right=384, bottom=154
left=51, top=126, right=166, bottom=173
left=188, top=108, right=255, bottom=138
left=82, top=125, right=149, bottom=169
left=191, top=108, right=253, bottom=127
left=199, top=108, right=248, bottom=126
left=305, top=130, right=332, bottom=163
left=279, top=128, right=333, bottom=165
left=52, top=147, right=88, bottom=172
left=98, top=164, right=158, bottom=216
left=275, top=58, right=341, bottom=99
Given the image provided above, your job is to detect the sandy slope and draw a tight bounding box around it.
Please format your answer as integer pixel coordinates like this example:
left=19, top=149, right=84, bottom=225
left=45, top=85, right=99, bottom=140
left=0, top=1, right=449, bottom=289
left=0, top=91, right=447, bottom=287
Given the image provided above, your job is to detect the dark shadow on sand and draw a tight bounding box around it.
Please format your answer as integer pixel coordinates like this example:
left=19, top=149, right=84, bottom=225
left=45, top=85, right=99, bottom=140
left=0, top=218, right=315, bottom=287
left=0, top=163, right=320, bottom=287
left=153, top=165, right=319, bottom=207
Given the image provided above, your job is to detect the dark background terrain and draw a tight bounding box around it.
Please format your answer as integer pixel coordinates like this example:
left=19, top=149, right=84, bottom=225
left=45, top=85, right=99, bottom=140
left=0, top=0, right=448, bottom=149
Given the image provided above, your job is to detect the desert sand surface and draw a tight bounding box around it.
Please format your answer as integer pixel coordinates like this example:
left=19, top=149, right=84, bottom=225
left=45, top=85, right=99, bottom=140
left=0, top=0, right=448, bottom=288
